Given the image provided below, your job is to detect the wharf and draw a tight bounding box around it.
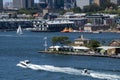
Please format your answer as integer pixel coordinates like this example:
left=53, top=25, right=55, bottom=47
left=38, top=51, right=120, bottom=59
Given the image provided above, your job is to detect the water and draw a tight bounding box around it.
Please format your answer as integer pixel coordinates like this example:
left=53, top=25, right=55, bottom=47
left=0, top=31, right=120, bottom=80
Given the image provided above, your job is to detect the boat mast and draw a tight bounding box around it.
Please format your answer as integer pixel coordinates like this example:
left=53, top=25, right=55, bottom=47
left=44, top=37, right=47, bottom=51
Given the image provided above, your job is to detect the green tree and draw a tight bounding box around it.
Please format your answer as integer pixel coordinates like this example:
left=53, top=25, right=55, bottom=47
left=51, top=36, right=71, bottom=46
left=51, top=36, right=59, bottom=46
left=58, top=36, right=71, bottom=46
left=83, top=4, right=101, bottom=13
left=101, top=1, right=118, bottom=10
left=86, top=40, right=100, bottom=50
left=72, top=7, right=82, bottom=13
left=18, top=8, right=42, bottom=15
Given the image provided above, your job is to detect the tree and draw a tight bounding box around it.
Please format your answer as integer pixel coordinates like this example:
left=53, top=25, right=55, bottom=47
left=51, top=36, right=71, bottom=46
left=51, top=36, right=59, bottom=46
left=101, top=1, right=118, bottom=10
left=72, top=7, right=82, bottom=13
left=58, top=36, right=71, bottom=46
left=86, top=40, right=100, bottom=50
left=83, top=4, right=101, bottom=13
left=18, top=8, right=42, bottom=15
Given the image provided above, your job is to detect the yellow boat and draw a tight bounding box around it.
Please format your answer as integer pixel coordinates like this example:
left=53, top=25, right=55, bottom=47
left=61, top=27, right=73, bottom=33
left=61, top=27, right=69, bottom=32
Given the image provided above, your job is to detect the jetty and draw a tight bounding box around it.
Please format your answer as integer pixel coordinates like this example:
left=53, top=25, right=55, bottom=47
left=38, top=51, right=120, bottom=59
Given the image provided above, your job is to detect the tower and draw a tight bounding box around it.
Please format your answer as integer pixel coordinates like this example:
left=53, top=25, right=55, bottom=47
left=0, top=0, right=3, bottom=10
left=13, top=0, right=34, bottom=9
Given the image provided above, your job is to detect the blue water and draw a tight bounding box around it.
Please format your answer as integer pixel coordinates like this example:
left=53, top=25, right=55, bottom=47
left=0, top=31, right=120, bottom=80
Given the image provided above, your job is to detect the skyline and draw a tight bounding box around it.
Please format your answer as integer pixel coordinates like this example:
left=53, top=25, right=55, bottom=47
left=3, top=0, right=39, bottom=4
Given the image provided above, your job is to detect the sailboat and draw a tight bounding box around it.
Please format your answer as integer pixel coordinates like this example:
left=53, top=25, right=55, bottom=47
left=17, top=25, right=23, bottom=35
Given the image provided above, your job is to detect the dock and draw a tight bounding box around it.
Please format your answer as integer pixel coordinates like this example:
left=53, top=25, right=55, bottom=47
left=38, top=51, right=120, bottom=59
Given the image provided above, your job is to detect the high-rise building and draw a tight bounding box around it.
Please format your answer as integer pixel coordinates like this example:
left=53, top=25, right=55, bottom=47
left=26, top=0, right=34, bottom=8
left=48, top=0, right=54, bottom=8
left=110, top=0, right=120, bottom=5
left=40, top=0, right=64, bottom=9
left=13, top=0, right=34, bottom=9
left=48, top=0, right=64, bottom=9
left=76, top=0, right=93, bottom=9
left=93, top=0, right=109, bottom=6
left=64, top=0, right=76, bottom=9
left=54, top=0, right=64, bottom=9
left=0, top=0, right=3, bottom=10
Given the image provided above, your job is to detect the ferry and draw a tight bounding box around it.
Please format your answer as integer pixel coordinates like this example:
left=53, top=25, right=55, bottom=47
left=31, top=20, right=75, bottom=32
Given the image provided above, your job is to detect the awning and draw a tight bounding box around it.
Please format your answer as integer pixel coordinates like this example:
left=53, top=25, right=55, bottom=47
left=97, top=46, right=119, bottom=50
left=72, top=46, right=90, bottom=50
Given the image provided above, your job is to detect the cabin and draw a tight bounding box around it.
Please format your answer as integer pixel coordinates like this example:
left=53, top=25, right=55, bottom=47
left=97, top=46, right=120, bottom=55
left=74, top=35, right=90, bottom=46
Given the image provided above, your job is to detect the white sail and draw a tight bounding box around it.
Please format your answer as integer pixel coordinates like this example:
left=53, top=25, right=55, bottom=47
left=17, top=25, right=23, bottom=35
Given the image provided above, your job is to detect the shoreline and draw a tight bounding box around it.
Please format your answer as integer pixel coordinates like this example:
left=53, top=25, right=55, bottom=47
left=38, top=51, right=120, bottom=59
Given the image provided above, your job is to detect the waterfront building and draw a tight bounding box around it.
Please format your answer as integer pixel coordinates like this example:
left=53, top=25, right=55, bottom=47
left=97, top=46, right=120, bottom=55
left=74, top=35, right=90, bottom=46
left=83, top=22, right=110, bottom=32
left=0, top=0, right=3, bottom=10
left=86, top=14, right=117, bottom=31
left=56, top=17, right=87, bottom=30
left=32, top=19, right=75, bottom=32
left=86, top=14, right=110, bottom=25
left=0, top=19, right=33, bottom=30
left=57, top=13, right=87, bottom=30
left=13, top=0, right=34, bottom=9
left=109, top=40, right=120, bottom=47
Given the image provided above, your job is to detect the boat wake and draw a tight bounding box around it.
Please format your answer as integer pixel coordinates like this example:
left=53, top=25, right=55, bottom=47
left=17, top=61, right=120, bottom=80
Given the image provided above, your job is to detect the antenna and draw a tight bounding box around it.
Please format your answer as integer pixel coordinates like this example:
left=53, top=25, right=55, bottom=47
left=44, top=37, right=47, bottom=51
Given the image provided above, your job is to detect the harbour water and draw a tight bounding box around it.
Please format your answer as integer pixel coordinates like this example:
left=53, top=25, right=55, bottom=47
left=0, top=31, right=120, bottom=80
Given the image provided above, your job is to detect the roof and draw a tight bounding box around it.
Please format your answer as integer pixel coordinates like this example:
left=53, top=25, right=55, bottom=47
left=72, top=46, right=90, bottom=50
left=49, top=46, right=61, bottom=49
left=85, top=23, right=92, bottom=26
left=74, top=35, right=90, bottom=41
left=75, top=38, right=89, bottom=41
left=97, top=46, right=120, bottom=50
left=112, top=40, right=120, bottom=43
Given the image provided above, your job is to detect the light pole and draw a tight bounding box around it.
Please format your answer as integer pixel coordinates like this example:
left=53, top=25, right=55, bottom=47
left=44, top=37, right=47, bottom=51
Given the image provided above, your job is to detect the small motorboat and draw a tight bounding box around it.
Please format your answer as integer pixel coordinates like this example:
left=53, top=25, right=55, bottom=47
left=82, top=69, right=90, bottom=75
left=19, top=60, right=30, bottom=66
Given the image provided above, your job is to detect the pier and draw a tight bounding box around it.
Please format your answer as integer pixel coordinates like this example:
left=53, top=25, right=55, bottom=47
left=38, top=51, right=120, bottom=59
